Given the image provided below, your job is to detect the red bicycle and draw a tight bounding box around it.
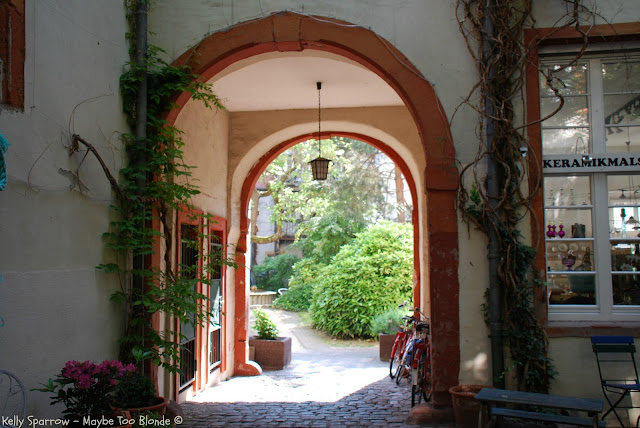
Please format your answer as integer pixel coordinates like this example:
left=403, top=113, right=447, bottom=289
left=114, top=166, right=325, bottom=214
left=409, top=316, right=432, bottom=406
left=389, top=314, right=412, bottom=379
left=389, top=304, right=432, bottom=406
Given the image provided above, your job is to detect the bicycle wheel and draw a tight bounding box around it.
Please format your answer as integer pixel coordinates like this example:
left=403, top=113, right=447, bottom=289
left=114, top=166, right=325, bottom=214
left=389, top=336, right=404, bottom=378
left=395, top=357, right=407, bottom=385
left=411, top=352, right=432, bottom=406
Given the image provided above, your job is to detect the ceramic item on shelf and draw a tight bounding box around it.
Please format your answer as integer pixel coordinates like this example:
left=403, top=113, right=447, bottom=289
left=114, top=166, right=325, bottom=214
left=562, top=251, right=577, bottom=270
left=546, top=224, right=556, bottom=238
left=558, top=224, right=565, bottom=238
left=569, top=243, right=578, bottom=251
left=572, top=223, right=586, bottom=238
left=558, top=243, right=568, bottom=252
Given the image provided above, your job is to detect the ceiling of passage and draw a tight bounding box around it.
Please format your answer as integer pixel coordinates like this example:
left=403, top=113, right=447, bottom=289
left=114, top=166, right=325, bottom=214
left=209, top=50, right=404, bottom=112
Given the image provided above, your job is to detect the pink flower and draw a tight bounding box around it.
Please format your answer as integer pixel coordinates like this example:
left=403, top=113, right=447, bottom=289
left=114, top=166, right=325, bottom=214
left=76, top=373, right=93, bottom=389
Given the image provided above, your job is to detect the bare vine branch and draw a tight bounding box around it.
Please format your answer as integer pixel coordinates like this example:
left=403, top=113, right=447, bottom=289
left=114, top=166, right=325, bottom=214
left=71, top=134, right=128, bottom=202
left=454, top=0, right=603, bottom=392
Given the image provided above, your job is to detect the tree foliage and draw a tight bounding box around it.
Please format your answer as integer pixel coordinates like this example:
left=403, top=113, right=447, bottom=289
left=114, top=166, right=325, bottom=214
left=309, top=221, right=413, bottom=338
left=252, top=137, right=411, bottom=244
left=253, top=253, right=300, bottom=292
left=272, top=257, right=323, bottom=312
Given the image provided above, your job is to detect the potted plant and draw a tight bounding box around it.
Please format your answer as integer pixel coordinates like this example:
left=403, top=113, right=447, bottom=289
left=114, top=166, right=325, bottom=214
left=248, top=309, right=291, bottom=370
left=111, top=371, right=169, bottom=416
left=34, top=360, right=136, bottom=428
left=371, top=308, right=406, bottom=361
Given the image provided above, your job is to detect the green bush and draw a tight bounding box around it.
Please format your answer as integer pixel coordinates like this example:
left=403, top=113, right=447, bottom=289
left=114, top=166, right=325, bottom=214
left=371, top=307, right=408, bottom=336
left=310, top=221, right=413, bottom=338
left=253, top=253, right=300, bottom=291
left=272, top=282, right=314, bottom=311
left=272, top=258, right=325, bottom=311
left=252, top=309, right=279, bottom=340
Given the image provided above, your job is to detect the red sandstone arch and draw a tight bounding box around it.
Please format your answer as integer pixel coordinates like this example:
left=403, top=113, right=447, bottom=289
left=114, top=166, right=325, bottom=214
left=169, top=11, right=460, bottom=406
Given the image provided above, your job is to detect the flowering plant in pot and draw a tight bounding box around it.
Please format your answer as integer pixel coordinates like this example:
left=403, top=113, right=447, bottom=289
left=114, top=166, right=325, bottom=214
left=35, top=360, right=136, bottom=426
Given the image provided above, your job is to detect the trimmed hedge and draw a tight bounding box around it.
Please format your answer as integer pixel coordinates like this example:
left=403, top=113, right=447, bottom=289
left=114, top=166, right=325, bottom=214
left=310, top=221, right=413, bottom=338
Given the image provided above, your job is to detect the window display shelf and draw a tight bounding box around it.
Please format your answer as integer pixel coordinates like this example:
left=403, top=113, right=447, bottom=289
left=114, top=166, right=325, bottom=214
left=544, top=205, right=592, bottom=209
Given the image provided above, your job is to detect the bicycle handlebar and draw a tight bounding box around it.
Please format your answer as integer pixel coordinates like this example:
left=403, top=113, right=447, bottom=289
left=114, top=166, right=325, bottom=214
left=398, top=302, right=430, bottom=323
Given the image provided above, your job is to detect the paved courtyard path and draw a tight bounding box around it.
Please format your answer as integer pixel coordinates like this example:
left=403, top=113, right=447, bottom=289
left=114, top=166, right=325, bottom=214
left=181, top=308, right=455, bottom=427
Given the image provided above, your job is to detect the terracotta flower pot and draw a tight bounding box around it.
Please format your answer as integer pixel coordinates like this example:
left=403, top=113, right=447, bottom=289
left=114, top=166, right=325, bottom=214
left=249, top=336, right=292, bottom=370
left=449, top=384, right=493, bottom=428
left=378, top=333, right=396, bottom=361
left=113, top=396, right=169, bottom=417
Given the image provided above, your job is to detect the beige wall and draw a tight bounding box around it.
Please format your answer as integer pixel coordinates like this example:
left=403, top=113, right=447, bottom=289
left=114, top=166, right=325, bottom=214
left=174, top=100, right=230, bottom=218
left=0, top=0, right=129, bottom=417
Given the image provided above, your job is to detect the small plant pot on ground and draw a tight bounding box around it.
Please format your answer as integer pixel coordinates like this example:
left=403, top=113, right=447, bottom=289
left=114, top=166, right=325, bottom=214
left=120, top=396, right=169, bottom=417
left=449, top=384, right=493, bottom=428
left=379, top=333, right=396, bottom=361
left=249, top=336, right=292, bottom=370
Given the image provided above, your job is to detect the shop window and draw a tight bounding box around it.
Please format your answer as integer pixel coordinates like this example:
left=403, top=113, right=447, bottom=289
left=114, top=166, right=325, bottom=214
left=542, top=49, right=640, bottom=321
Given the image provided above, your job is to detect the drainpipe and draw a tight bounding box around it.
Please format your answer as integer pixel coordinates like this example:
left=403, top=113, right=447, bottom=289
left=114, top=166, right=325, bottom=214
left=132, top=0, right=148, bottom=368
left=135, top=0, right=148, bottom=178
left=483, top=0, right=505, bottom=389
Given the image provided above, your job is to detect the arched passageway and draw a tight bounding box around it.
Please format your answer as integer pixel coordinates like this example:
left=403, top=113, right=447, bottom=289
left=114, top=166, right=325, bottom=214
left=168, top=11, right=460, bottom=406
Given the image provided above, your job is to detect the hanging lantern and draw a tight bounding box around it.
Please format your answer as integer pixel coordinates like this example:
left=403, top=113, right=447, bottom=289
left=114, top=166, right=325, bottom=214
left=309, top=81, right=331, bottom=181
left=309, top=156, right=331, bottom=180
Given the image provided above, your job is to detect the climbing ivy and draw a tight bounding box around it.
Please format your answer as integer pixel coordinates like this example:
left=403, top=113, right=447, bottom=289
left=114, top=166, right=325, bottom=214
left=92, top=0, right=229, bottom=373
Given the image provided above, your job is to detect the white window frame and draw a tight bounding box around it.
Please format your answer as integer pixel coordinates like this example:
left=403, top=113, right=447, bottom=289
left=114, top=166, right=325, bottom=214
left=541, top=44, right=640, bottom=322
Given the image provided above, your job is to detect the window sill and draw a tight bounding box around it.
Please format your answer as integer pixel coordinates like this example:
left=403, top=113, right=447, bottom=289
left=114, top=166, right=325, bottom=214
left=545, top=321, right=640, bottom=337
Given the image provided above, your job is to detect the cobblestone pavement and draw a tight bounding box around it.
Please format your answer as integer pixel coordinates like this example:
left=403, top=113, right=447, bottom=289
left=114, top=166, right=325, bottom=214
left=181, top=309, right=455, bottom=428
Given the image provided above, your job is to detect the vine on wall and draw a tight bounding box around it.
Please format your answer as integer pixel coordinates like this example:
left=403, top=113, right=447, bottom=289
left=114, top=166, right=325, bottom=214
left=71, top=0, right=229, bottom=372
left=455, top=0, right=596, bottom=392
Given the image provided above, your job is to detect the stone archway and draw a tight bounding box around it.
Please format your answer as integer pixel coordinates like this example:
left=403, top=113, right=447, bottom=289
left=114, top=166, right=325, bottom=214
left=168, top=11, right=460, bottom=406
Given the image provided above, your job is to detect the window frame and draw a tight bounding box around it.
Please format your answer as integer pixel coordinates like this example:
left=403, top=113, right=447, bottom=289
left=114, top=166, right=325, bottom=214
left=525, top=25, right=640, bottom=330
left=0, top=0, right=25, bottom=110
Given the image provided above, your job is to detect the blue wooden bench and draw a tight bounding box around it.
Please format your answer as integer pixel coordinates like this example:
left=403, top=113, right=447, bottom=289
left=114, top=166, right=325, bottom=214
left=474, top=388, right=605, bottom=428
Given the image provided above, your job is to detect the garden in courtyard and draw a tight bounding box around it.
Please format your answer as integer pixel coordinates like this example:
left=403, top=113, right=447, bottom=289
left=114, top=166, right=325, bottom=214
left=249, top=137, right=416, bottom=341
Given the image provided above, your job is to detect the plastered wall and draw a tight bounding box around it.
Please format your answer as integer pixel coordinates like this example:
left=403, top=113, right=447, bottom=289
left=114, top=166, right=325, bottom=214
left=174, top=100, right=230, bottom=218
left=0, top=0, right=638, bottom=418
left=0, top=0, right=129, bottom=417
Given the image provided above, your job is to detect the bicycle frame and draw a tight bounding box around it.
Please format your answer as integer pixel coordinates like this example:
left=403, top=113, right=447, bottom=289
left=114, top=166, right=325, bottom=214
left=389, top=315, right=414, bottom=379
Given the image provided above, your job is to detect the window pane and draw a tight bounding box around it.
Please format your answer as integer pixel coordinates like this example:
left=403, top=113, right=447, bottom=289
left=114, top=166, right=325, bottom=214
left=605, top=125, right=640, bottom=153
left=540, top=62, right=588, bottom=96
left=548, top=273, right=596, bottom=305
left=541, top=96, right=589, bottom=127
left=545, top=176, right=591, bottom=207
left=547, top=240, right=594, bottom=271
left=542, top=128, right=590, bottom=155
left=607, top=175, right=640, bottom=205
left=608, top=175, right=640, bottom=239
left=602, top=60, right=640, bottom=93
left=612, top=274, right=640, bottom=305
left=611, top=241, right=640, bottom=271
left=604, top=94, right=640, bottom=126
left=611, top=240, right=640, bottom=305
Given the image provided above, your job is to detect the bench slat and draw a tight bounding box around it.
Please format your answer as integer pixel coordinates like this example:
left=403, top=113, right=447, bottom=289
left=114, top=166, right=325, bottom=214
left=475, top=388, right=603, bottom=413
left=491, top=408, right=605, bottom=427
